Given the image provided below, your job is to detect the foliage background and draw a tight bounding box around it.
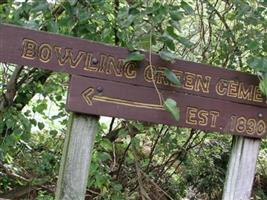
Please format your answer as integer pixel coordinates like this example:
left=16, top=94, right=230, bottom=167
left=0, top=0, right=266, bottom=199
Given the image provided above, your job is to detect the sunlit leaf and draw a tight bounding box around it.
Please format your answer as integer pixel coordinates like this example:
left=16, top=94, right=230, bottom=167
left=161, top=32, right=176, bottom=51
left=164, top=68, right=181, bottom=86
left=124, top=51, right=145, bottom=63
left=159, top=50, right=176, bottom=62
left=164, top=98, right=180, bottom=121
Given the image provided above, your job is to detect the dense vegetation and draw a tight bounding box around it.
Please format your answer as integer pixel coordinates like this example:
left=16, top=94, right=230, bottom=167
left=0, top=0, right=266, bottom=199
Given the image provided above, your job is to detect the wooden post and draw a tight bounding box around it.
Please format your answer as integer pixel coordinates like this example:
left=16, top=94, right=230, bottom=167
left=222, top=136, right=261, bottom=200
left=55, top=113, right=99, bottom=200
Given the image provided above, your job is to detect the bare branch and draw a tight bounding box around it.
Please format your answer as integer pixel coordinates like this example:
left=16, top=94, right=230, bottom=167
left=0, top=65, right=23, bottom=113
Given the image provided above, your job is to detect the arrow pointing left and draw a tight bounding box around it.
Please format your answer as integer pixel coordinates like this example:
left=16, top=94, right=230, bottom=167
left=81, top=87, right=95, bottom=106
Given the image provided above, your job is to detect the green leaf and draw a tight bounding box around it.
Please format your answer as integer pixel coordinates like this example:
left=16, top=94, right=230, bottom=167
left=124, top=51, right=145, bottom=63
left=171, top=20, right=181, bottom=31
left=164, top=68, right=181, bottom=86
left=30, top=119, right=36, bottom=126
left=98, top=152, right=112, bottom=162
left=100, top=139, right=113, bottom=151
left=164, top=98, right=180, bottom=121
left=34, top=102, right=47, bottom=113
left=166, top=26, right=178, bottom=39
left=31, top=1, right=49, bottom=12
left=95, top=173, right=107, bottom=188
left=118, top=129, right=128, bottom=138
left=170, top=10, right=183, bottom=21
left=159, top=50, right=176, bottom=62
left=259, top=78, right=267, bottom=96
left=68, top=0, right=78, bottom=6
left=247, top=57, right=267, bottom=72
left=113, top=183, right=123, bottom=191
left=247, top=40, right=258, bottom=51
left=164, top=27, right=193, bottom=48
left=137, top=35, right=151, bottom=50
left=161, top=32, right=176, bottom=51
left=181, top=1, right=194, bottom=15
left=120, top=14, right=137, bottom=28
left=131, top=137, right=140, bottom=148
left=47, top=21, right=59, bottom=33
left=177, top=36, right=194, bottom=48
left=50, top=130, right=58, bottom=136
left=38, top=122, right=45, bottom=130
left=6, top=119, right=15, bottom=129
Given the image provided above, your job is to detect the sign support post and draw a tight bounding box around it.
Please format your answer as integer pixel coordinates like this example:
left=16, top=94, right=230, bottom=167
left=222, top=136, right=260, bottom=200
left=55, top=113, right=99, bottom=200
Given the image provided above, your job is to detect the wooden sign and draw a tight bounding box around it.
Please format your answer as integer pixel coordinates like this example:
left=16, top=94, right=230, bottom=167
left=0, top=23, right=266, bottom=138
left=0, top=23, right=267, bottom=110
left=67, top=75, right=266, bottom=138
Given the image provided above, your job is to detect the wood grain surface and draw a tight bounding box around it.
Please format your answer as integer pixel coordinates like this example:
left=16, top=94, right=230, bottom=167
left=67, top=75, right=267, bottom=138
left=0, top=23, right=266, bottom=108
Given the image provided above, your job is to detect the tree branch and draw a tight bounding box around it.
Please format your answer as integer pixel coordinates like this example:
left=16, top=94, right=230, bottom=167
left=205, top=0, right=243, bottom=67
left=0, top=65, right=23, bottom=113
left=146, top=126, right=167, bottom=172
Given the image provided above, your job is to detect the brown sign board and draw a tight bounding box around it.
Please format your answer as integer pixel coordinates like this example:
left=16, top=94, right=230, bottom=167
left=67, top=75, right=267, bottom=138
left=0, top=23, right=267, bottom=109
left=0, top=23, right=266, bottom=138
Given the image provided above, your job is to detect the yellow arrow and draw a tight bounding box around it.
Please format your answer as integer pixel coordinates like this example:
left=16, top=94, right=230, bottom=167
left=81, top=87, right=94, bottom=106
left=81, top=87, right=164, bottom=110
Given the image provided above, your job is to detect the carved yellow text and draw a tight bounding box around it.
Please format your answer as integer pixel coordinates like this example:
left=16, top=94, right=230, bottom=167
left=185, top=106, right=219, bottom=128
